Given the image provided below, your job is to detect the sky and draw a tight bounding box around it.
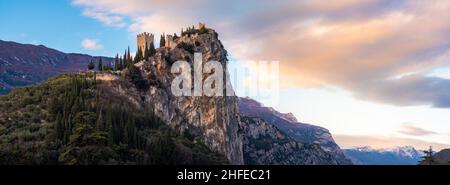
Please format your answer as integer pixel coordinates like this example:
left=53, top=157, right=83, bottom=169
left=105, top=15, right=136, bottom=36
left=1, top=0, right=449, bottom=150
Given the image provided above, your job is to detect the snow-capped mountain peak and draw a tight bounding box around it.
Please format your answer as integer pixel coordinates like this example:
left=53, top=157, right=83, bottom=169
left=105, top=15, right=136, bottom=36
left=343, top=146, right=424, bottom=165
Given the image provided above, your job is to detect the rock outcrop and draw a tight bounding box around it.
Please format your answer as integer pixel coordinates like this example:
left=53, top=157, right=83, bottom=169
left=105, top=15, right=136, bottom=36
left=242, top=116, right=338, bottom=165
left=108, top=27, right=244, bottom=164
left=240, top=97, right=352, bottom=165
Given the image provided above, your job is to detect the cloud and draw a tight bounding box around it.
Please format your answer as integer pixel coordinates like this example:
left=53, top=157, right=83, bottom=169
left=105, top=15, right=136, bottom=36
left=334, top=134, right=449, bottom=151
left=81, top=38, right=103, bottom=50
left=398, top=124, right=437, bottom=136
left=82, top=9, right=127, bottom=28
left=72, top=0, right=450, bottom=108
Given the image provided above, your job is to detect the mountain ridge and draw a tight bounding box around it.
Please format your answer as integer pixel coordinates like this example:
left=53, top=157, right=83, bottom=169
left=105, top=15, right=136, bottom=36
left=0, top=40, right=113, bottom=94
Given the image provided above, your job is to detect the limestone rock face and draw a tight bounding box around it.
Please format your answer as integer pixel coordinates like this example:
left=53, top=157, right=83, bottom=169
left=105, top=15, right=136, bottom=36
left=239, top=97, right=352, bottom=165
left=134, top=27, right=243, bottom=164
left=101, top=26, right=348, bottom=165
left=242, top=116, right=338, bottom=165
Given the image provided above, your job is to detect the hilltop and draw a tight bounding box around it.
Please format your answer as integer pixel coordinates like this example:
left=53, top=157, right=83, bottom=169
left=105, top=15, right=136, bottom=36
left=0, top=24, right=348, bottom=165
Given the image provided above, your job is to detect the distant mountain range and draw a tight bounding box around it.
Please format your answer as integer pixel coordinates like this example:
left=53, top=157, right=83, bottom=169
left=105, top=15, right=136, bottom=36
left=343, top=146, right=424, bottom=165
left=0, top=40, right=112, bottom=94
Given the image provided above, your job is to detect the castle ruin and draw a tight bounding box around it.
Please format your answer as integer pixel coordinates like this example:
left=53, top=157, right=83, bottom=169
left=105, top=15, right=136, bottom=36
left=165, top=35, right=177, bottom=49
left=137, top=32, right=154, bottom=52
left=137, top=22, right=206, bottom=50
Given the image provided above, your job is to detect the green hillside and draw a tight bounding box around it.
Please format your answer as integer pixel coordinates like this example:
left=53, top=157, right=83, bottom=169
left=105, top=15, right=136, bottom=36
left=0, top=73, right=227, bottom=165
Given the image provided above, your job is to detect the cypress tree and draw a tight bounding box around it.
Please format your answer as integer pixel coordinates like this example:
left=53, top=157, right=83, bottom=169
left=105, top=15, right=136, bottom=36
left=160, top=33, right=166, bottom=48
left=149, top=42, right=156, bottom=57
left=144, top=42, right=149, bottom=60
left=114, top=54, right=119, bottom=71
left=119, top=60, right=122, bottom=70
left=127, top=46, right=132, bottom=67
left=97, top=57, right=103, bottom=71
left=134, top=48, right=140, bottom=64
left=123, top=50, right=127, bottom=68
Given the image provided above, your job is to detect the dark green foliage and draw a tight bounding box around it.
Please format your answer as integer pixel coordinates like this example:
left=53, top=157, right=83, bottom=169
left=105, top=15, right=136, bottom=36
left=143, top=42, right=149, bottom=60
left=126, top=46, right=132, bottom=68
left=181, top=26, right=209, bottom=37
left=114, top=54, right=120, bottom=71
left=123, top=50, right=128, bottom=69
left=134, top=47, right=144, bottom=64
left=0, top=74, right=227, bottom=165
left=148, top=42, right=156, bottom=57
left=418, top=146, right=448, bottom=165
left=165, top=55, right=176, bottom=66
left=103, top=63, right=113, bottom=71
left=87, top=61, right=95, bottom=70
left=419, top=146, right=435, bottom=165
left=125, top=65, right=149, bottom=91
left=97, top=57, right=103, bottom=71
left=177, top=42, right=195, bottom=53
left=118, top=56, right=124, bottom=70
left=159, top=33, right=166, bottom=48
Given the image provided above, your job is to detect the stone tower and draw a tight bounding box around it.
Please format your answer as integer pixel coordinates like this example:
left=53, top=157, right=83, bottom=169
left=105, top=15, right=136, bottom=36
left=165, top=35, right=178, bottom=49
left=197, top=22, right=206, bottom=29
left=137, top=32, right=154, bottom=52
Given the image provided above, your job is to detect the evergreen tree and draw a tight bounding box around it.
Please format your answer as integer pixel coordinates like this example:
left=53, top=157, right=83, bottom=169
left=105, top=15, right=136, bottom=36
left=97, top=57, right=103, bottom=71
left=144, top=42, right=149, bottom=60
left=148, top=42, right=156, bottom=57
left=139, top=47, right=143, bottom=61
left=419, top=146, right=436, bottom=165
left=134, top=48, right=142, bottom=64
left=87, top=60, right=95, bottom=70
left=160, top=33, right=166, bottom=48
left=119, top=56, right=123, bottom=70
left=127, top=46, right=132, bottom=67
left=114, top=54, right=119, bottom=71
left=123, top=50, right=127, bottom=69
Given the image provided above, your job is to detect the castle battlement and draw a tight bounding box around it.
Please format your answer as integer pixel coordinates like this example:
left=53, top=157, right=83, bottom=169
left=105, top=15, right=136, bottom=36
left=137, top=32, right=154, bottom=52
left=137, top=22, right=206, bottom=50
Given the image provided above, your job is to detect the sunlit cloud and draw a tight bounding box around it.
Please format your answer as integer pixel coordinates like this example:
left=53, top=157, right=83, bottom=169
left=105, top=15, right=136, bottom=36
left=82, top=9, right=127, bottom=28
left=398, top=124, right=437, bottom=136
left=81, top=38, right=103, bottom=50
left=72, top=0, right=450, bottom=108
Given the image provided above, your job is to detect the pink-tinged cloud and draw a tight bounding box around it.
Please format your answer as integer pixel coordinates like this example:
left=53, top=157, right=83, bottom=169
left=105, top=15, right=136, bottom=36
left=398, top=124, right=437, bottom=136
left=334, top=134, right=449, bottom=151
left=72, top=0, right=450, bottom=107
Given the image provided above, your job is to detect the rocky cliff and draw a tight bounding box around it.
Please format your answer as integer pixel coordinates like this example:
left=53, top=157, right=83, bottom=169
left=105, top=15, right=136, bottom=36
left=106, top=27, right=244, bottom=164
left=240, top=97, right=352, bottom=164
left=242, top=116, right=338, bottom=165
